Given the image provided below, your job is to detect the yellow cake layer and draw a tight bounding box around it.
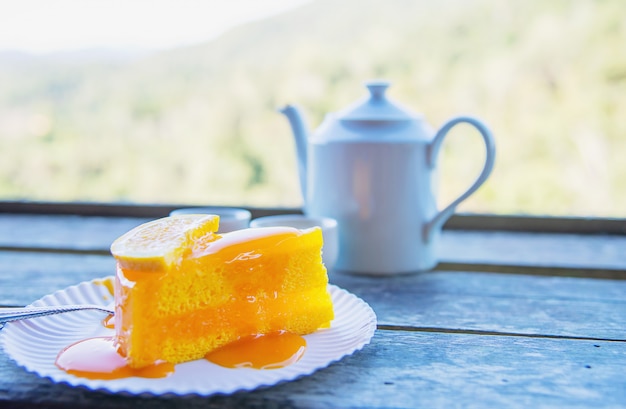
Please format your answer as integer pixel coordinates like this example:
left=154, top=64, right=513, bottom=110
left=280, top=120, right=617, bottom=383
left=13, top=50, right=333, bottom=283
left=113, top=224, right=334, bottom=369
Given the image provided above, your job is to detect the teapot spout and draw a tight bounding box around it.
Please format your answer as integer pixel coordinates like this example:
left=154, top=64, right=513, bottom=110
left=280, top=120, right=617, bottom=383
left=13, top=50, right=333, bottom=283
left=279, top=104, right=309, bottom=203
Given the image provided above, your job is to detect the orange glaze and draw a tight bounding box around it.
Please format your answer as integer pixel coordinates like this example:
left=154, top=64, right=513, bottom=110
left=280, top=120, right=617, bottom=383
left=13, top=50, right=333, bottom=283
left=102, top=314, right=115, bottom=329
left=205, top=331, right=306, bottom=369
left=94, top=277, right=115, bottom=297
left=55, top=337, right=174, bottom=380
left=56, top=332, right=307, bottom=379
left=93, top=278, right=115, bottom=329
left=186, top=228, right=304, bottom=270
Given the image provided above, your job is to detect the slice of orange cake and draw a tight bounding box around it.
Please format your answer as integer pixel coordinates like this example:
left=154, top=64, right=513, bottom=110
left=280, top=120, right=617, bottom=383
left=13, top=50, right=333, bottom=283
left=110, top=214, right=334, bottom=369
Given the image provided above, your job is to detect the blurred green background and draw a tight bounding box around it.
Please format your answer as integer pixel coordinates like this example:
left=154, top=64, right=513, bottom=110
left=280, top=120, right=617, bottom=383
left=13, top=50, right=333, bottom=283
left=1, top=0, right=624, bottom=216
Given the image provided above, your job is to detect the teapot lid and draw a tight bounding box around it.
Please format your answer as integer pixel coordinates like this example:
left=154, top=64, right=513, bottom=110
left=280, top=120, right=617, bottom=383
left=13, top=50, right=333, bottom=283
left=338, top=81, right=417, bottom=122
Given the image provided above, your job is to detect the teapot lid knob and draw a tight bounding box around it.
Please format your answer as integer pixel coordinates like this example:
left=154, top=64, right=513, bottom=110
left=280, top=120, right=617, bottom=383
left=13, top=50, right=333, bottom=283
left=366, top=81, right=390, bottom=100
left=338, top=80, right=417, bottom=122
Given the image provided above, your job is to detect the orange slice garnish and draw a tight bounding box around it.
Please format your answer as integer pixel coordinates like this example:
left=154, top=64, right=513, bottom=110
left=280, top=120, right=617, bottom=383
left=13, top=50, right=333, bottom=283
left=110, top=214, right=219, bottom=271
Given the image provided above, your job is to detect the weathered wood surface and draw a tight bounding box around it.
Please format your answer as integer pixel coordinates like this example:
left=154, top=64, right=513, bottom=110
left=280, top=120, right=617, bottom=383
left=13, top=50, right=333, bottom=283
left=1, top=330, right=624, bottom=409
left=0, top=214, right=150, bottom=252
left=1, top=211, right=625, bottom=408
left=2, top=214, right=626, bottom=274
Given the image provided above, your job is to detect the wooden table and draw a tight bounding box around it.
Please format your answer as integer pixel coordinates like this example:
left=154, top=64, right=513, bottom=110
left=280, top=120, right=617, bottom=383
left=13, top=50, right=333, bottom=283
left=1, top=204, right=625, bottom=408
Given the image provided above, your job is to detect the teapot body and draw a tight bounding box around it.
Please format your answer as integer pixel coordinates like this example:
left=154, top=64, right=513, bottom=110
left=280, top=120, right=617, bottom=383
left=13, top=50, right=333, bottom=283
left=305, top=119, right=440, bottom=273
left=282, top=81, right=496, bottom=275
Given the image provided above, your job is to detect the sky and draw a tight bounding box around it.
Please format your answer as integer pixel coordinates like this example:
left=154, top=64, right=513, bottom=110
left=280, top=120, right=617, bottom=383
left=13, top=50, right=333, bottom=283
left=0, top=0, right=311, bottom=54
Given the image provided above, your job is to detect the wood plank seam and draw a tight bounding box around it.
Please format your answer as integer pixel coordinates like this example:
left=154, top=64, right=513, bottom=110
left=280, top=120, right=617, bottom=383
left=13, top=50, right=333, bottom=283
left=435, top=262, right=626, bottom=280
left=377, top=324, right=626, bottom=342
left=0, top=246, right=110, bottom=256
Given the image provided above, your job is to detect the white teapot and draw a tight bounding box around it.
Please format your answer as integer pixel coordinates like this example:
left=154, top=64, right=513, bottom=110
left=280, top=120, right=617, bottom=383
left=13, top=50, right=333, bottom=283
left=280, top=81, right=495, bottom=274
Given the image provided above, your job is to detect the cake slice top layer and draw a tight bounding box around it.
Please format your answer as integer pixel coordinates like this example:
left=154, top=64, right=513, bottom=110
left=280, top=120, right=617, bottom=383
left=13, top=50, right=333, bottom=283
left=110, top=214, right=220, bottom=272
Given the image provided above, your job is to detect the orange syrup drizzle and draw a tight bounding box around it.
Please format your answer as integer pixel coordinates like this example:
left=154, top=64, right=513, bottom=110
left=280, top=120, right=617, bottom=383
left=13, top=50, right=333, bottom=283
left=93, top=277, right=114, bottom=297
left=102, top=314, right=115, bottom=329
left=55, top=337, right=174, bottom=380
left=56, top=332, right=307, bottom=380
left=205, top=332, right=307, bottom=369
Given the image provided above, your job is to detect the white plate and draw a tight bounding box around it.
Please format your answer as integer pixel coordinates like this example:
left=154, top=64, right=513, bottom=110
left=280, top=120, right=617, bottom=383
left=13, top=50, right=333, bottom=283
left=1, top=278, right=376, bottom=396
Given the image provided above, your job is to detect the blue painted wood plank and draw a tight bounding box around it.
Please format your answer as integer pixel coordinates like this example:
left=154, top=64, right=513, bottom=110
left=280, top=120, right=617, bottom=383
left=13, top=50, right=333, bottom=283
left=1, top=330, right=624, bottom=408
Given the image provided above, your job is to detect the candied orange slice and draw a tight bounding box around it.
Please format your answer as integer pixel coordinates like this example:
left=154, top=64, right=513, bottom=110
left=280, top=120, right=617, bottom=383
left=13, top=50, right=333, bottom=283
left=110, top=214, right=219, bottom=271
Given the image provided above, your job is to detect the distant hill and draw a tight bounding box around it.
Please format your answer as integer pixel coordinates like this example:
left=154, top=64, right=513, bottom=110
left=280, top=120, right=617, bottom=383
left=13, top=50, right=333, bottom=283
left=1, top=0, right=625, bottom=216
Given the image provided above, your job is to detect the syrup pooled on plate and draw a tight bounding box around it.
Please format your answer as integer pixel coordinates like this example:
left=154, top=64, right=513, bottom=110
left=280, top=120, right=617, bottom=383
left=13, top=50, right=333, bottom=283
left=55, top=332, right=307, bottom=379
left=55, top=337, right=174, bottom=380
left=205, top=331, right=307, bottom=369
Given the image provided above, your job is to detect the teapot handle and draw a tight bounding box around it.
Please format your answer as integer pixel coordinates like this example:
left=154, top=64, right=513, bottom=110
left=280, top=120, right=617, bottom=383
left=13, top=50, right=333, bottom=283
left=423, top=116, right=496, bottom=243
